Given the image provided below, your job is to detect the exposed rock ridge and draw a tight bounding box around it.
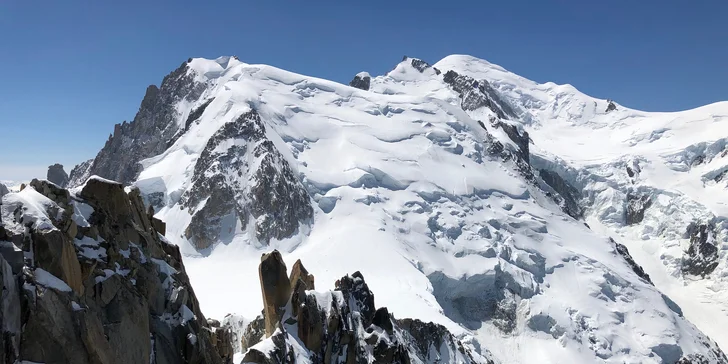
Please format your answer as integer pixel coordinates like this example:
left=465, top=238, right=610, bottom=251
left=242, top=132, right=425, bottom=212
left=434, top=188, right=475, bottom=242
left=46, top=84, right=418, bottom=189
left=180, top=109, right=313, bottom=249
left=0, top=177, right=233, bottom=363
left=243, top=250, right=495, bottom=364
left=68, top=60, right=207, bottom=186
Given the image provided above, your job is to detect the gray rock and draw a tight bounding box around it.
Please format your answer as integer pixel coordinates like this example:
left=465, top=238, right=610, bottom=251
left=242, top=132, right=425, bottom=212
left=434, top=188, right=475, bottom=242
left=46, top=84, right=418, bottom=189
left=242, top=314, right=265, bottom=351
left=349, top=73, right=371, bottom=91
left=46, top=164, right=69, bottom=188
left=605, top=100, right=617, bottom=113
left=442, top=70, right=518, bottom=120
left=611, top=237, right=652, bottom=284
left=182, top=109, right=312, bottom=248
left=625, top=192, right=652, bottom=225
left=682, top=222, right=720, bottom=277
left=66, top=159, right=93, bottom=189
left=538, top=169, right=583, bottom=219
left=68, top=59, right=207, bottom=187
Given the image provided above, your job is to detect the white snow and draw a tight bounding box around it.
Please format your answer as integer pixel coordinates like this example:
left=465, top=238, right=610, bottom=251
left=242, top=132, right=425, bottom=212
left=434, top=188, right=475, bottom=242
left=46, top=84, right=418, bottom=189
left=120, top=55, right=728, bottom=363
left=34, top=268, right=72, bottom=292
left=1, top=187, right=61, bottom=234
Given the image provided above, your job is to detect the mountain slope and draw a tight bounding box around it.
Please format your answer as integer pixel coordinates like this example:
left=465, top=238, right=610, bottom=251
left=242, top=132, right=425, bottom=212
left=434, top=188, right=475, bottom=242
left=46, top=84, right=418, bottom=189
left=432, top=55, right=728, bottom=351
left=64, top=55, right=727, bottom=363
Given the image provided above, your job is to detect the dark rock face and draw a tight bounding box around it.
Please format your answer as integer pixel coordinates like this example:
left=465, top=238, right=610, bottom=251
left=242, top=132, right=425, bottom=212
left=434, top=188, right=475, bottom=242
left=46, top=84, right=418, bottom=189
left=244, top=256, right=492, bottom=363
left=181, top=109, right=313, bottom=249
left=398, top=318, right=494, bottom=364
left=539, top=169, right=583, bottom=219
left=0, top=177, right=233, bottom=363
left=335, top=271, right=376, bottom=326
left=442, top=70, right=518, bottom=120
left=183, top=97, right=215, bottom=132
left=611, top=238, right=652, bottom=284
left=47, top=164, right=69, bottom=187
left=678, top=351, right=728, bottom=364
left=495, top=121, right=530, bottom=164
left=68, top=60, right=207, bottom=186
left=682, top=222, right=720, bottom=277
left=349, top=73, right=371, bottom=91
left=0, top=183, right=8, bottom=197
left=625, top=192, right=652, bottom=225
left=605, top=100, right=617, bottom=113
left=241, top=315, right=265, bottom=351
left=404, top=56, right=433, bottom=73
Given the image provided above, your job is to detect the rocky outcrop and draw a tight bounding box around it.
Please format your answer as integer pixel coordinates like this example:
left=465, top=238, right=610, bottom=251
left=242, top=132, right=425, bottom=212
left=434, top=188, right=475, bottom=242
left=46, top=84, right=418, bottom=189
left=349, top=72, right=371, bottom=91
left=611, top=237, right=652, bottom=284
left=181, top=109, right=313, bottom=249
left=0, top=183, right=8, bottom=198
left=0, top=177, right=233, bottom=363
left=68, top=60, right=207, bottom=186
left=625, top=192, right=652, bottom=225
left=682, top=222, right=720, bottom=277
left=605, top=99, right=617, bottom=113
left=538, top=169, right=583, bottom=219
left=404, top=56, right=437, bottom=73
left=241, top=314, right=265, bottom=351
left=442, top=69, right=517, bottom=120
left=495, top=121, right=530, bottom=164
left=243, top=253, right=494, bottom=363
left=47, top=164, right=69, bottom=187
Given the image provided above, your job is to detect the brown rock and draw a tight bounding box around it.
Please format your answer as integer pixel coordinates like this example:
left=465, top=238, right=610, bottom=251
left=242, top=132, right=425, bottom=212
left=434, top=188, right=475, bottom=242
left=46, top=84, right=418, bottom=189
left=259, top=250, right=290, bottom=337
left=289, top=259, right=314, bottom=291
left=289, top=259, right=314, bottom=317
left=152, top=217, right=166, bottom=236
left=32, top=229, right=83, bottom=294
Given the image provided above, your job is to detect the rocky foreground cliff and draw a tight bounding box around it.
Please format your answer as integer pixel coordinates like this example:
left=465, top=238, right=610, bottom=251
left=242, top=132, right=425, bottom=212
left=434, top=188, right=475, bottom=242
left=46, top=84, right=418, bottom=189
left=0, top=178, right=233, bottom=363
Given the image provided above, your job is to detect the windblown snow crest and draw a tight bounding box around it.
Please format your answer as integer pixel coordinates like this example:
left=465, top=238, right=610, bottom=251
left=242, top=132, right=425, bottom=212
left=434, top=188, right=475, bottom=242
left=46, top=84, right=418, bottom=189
left=56, top=55, right=728, bottom=363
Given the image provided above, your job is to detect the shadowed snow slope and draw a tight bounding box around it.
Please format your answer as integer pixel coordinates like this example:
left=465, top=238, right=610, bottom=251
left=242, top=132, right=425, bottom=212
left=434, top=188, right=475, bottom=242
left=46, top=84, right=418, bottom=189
left=70, top=55, right=727, bottom=363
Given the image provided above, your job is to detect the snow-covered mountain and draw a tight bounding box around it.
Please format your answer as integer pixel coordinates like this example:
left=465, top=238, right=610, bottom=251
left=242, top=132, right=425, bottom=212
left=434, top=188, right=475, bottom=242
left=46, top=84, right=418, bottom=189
left=60, top=54, right=728, bottom=363
left=433, top=55, right=728, bottom=350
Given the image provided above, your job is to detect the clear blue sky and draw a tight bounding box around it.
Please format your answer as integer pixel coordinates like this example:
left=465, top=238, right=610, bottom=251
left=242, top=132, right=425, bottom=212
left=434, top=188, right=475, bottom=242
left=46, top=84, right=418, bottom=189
left=1, top=0, right=726, bottom=181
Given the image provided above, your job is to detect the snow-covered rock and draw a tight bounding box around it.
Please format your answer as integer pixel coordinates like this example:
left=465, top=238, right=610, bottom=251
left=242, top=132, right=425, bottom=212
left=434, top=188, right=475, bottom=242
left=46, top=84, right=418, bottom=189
left=60, top=54, right=728, bottom=363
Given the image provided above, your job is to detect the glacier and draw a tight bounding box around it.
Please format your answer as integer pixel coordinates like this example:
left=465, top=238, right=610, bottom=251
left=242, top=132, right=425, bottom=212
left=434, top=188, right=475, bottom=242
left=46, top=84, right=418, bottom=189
left=56, top=54, right=728, bottom=363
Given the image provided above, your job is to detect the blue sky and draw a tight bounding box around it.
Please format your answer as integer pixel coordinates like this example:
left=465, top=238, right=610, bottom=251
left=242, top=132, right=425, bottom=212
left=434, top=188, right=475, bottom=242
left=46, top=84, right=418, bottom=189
left=1, top=0, right=726, bottom=181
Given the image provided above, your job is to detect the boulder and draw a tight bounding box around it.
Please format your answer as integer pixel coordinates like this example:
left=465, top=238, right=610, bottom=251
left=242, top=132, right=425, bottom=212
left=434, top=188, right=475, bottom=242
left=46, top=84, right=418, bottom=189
left=259, top=250, right=291, bottom=337
left=47, top=164, right=69, bottom=188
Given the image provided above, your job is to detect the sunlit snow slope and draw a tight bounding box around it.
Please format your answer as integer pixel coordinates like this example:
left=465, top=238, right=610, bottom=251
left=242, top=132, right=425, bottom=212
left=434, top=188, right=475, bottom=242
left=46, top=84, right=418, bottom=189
left=80, top=55, right=728, bottom=363
left=434, top=55, right=728, bottom=352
